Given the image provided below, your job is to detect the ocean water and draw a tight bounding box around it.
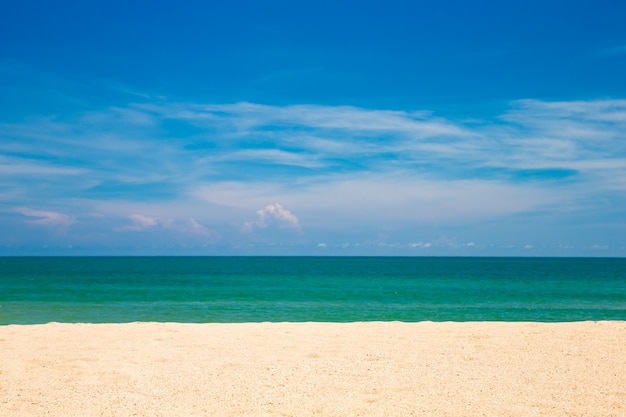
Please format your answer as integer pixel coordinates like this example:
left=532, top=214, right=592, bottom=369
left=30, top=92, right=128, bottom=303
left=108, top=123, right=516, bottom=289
left=1, top=257, right=625, bottom=324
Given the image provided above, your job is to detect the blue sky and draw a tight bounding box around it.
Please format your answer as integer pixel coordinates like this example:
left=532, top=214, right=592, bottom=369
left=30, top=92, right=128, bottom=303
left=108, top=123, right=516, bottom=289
left=1, top=0, right=626, bottom=256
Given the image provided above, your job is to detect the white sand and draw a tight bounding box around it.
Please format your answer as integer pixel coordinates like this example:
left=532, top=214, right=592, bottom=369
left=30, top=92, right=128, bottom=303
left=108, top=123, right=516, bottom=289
left=1, top=321, right=625, bottom=416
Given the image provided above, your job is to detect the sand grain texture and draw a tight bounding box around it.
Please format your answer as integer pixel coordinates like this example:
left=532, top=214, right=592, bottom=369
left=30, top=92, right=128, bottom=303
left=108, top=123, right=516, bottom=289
left=1, top=321, right=625, bottom=416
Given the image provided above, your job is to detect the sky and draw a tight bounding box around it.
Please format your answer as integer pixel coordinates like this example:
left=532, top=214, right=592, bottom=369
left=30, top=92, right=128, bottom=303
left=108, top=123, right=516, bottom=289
left=1, top=0, right=626, bottom=256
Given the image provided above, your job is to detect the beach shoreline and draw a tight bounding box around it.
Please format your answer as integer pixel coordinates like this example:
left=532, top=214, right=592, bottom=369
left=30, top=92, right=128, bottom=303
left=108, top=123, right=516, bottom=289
left=2, top=321, right=625, bottom=416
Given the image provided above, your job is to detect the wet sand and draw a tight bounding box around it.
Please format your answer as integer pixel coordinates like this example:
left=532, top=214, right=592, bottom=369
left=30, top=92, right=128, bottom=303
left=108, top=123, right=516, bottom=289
left=1, top=321, right=625, bottom=416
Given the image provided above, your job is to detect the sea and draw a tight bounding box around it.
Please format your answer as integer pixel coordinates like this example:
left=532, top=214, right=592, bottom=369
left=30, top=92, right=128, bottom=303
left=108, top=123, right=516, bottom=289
left=1, top=257, right=625, bottom=324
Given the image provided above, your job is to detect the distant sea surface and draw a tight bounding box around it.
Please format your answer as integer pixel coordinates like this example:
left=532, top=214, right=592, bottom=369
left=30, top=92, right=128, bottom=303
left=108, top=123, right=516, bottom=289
left=1, top=257, right=625, bottom=324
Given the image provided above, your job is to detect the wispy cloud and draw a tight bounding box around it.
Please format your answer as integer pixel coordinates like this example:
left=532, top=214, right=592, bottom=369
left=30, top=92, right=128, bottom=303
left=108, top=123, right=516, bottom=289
left=0, top=155, right=86, bottom=176
left=185, top=218, right=218, bottom=238
left=16, top=207, right=75, bottom=228
left=115, top=214, right=219, bottom=239
left=7, top=98, right=624, bottom=195
left=116, top=214, right=159, bottom=231
left=139, top=102, right=467, bottom=137
left=2, top=97, right=626, bottom=253
left=599, top=44, right=626, bottom=57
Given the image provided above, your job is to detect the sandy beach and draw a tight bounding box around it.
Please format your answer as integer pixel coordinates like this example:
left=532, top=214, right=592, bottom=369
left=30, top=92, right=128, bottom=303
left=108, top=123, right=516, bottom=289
left=1, top=321, right=625, bottom=416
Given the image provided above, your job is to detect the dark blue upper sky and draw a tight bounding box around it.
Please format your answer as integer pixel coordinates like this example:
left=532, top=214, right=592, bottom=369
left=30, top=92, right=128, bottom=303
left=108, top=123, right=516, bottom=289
left=1, top=0, right=625, bottom=255
left=4, top=1, right=625, bottom=109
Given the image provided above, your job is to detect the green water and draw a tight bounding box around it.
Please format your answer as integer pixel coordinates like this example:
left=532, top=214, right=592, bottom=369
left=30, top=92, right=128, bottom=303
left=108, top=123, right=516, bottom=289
left=1, top=257, right=625, bottom=324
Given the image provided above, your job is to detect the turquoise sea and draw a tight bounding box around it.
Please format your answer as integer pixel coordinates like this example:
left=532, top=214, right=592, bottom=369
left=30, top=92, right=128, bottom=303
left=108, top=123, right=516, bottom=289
left=1, top=257, right=625, bottom=324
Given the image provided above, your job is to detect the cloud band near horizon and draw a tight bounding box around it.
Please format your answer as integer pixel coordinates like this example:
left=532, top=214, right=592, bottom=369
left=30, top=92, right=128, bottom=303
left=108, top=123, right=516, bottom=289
left=1, top=98, right=625, bottom=255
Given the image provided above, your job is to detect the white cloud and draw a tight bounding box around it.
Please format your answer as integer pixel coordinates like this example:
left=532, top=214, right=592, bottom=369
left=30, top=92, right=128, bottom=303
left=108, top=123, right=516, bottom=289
left=258, top=204, right=301, bottom=228
left=16, top=207, right=74, bottom=227
left=116, top=214, right=158, bottom=231
left=588, top=244, right=609, bottom=250
left=115, top=214, right=218, bottom=239
left=243, top=203, right=301, bottom=232
left=130, top=213, right=158, bottom=227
